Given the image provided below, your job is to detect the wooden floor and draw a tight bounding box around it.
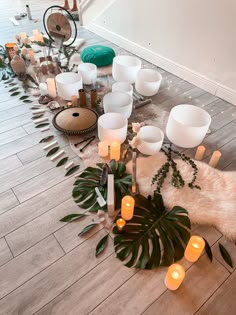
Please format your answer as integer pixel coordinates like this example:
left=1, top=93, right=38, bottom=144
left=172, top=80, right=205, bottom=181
left=0, top=1, right=236, bottom=314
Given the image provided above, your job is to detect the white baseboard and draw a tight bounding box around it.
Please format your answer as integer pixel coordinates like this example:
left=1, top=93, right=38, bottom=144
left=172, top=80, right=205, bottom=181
left=87, top=22, right=236, bottom=106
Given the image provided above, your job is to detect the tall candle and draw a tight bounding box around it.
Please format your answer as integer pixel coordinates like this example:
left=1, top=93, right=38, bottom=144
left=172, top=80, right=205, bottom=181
left=195, top=145, right=206, bottom=161
left=164, top=263, right=185, bottom=291
left=116, top=218, right=126, bottom=231
left=46, top=78, right=57, bottom=99
left=28, top=50, right=36, bottom=65
left=184, top=235, right=205, bottom=262
left=98, top=141, right=109, bottom=157
left=121, top=195, right=135, bottom=221
left=209, top=150, right=221, bottom=168
left=107, top=174, right=115, bottom=217
left=110, top=141, right=120, bottom=161
left=71, top=95, right=78, bottom=106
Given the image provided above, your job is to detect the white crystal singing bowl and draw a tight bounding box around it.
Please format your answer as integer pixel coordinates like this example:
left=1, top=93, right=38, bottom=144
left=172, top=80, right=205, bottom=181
left=112, top=55, right=142, bottom=84
left=135, top=68, right=162, bottom=96
left=98, top=112, right=128, bottom=144
left=78, top=62, right=97, bottom=84
left=103, top=91, right=133, bottom=119
left=137, top=125, right=164, bottom=155
left=112, top=81, right=133, bottom=97
left=166, top=104, right=212, bottom=148
left=55, top=72, right=83, bottom=100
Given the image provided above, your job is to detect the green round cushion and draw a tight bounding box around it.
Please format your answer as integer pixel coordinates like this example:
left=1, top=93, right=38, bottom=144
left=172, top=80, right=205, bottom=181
left=80, top=45, right=115, bottom=67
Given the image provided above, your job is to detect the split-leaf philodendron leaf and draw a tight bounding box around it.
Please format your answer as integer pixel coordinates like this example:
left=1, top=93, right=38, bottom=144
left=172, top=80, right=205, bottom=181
left=113, top=192, right=191, bottom=269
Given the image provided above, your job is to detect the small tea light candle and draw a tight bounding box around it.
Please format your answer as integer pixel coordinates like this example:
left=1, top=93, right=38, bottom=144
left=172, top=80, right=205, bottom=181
left=116, top=218, right=126, bottom=231
left=184, top=235, right=205, bottom=262
left=110, top=141, right=120, bottom=161
left=164, top=263, right=185, bottom=291
left=46, top=78, right=57, bottom=99
left=121, top=195, right=135, bottom=221
left=98, top=142, right=109, bottom=157
left=209, top=150, right=221, bottom=168
left=195, top=145, right=206, bottom=161
left=71, top=95, right=78, bottom=106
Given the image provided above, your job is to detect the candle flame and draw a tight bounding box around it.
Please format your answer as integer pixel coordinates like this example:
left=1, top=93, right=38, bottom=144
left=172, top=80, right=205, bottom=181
left=172, top=271, right=180, bottom=279
left=126, top=203, right=130, bottom=207
left=192, top=243, right=200, bottom=249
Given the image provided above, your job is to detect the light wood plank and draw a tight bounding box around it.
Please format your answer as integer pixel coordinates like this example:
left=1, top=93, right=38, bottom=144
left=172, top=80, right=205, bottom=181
left=0, top=177, right=75, bottom=238
left=0, top=238, right=13, bottom=267
left=223, top=160, right=236, bottom=171
left=142, top=255, right=229, bottom=315
left=0, top=126, right=27, bottom=146
left=216, top=137, right=236, bottom=169
left=6, top=198, right=80, bottom=256
left=0, top=104, right=30, bottom=123
left=0, top=190, right=19, bottom=215
left=0, top=230, right=113, bottom=315
left=36, top=254, right=137, bottom=315
left=0, top=154, right=22, bottom=176
left=191, top=92, right=218, bottom=107
left=196, top=270, right=236, bottom=315
left=0, top=113, right=32, bottom=134
left=0, top=96, right=28, bottom=111
left=13, top=156, right=80, bottom=203
left=210, top=106, right=236, bottom=130
left=0, top=235, right=64, bottom=300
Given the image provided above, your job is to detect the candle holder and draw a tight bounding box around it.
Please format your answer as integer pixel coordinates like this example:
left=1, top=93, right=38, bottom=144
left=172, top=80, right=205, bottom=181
left=103, top=91, right=133, bottom=119
left=112, top=55, right=141, bottom=84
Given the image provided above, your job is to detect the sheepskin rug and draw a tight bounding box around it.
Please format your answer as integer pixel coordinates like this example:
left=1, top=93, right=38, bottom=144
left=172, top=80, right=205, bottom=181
left=126, top=152, right=236, bottom=240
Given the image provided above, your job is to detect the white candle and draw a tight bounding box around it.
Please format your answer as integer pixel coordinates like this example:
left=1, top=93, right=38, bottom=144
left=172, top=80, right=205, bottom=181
left=121, top=195, right=135, bottom=221
left=209, top=150, right=221, bottom=168
left=195, top=145, right=206, bottom=161
left=98, top=142, right=109, bottom=157
left=39, top=83, right=48, bottom=96
left=43, top=140, right=57, bottom=150
left=33, top=117, right=48, bottom=124
left=71, top=95, right=78, bottom=106
left=32, top=109, right=45, bottom=115
left=184, top=235, right=205, bottom=262
left=110, top=141, right=120, bottom=161
left=107, top=174, right=115, bottom=217
left=46, top=78, right=57, bottom=99
left=51, top=150, right=65, bottom=161
left=41, top=126, right=50, bottom=132
left=28, top=50, right=36, bottom=65
left=65, top=161, right=74, bottom=170
left=164, top=264, right=185, bottom=291
left=35, top=32, right=44, bottom=42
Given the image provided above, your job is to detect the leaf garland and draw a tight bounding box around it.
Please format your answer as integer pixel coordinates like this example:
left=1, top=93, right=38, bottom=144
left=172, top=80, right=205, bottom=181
left=65, top=165, right=80, bottom=176
left=96, top=234, right=109, bottom=257
left=39, top=135, right=54, bottom=143
left=113, top=192, right=191, bottom=269
left=9, top=87, right=19, bottom=92
left=20, top=95, right=29, bottom=100
left=60, top=213, right=87, bottom=222
left=56, top=157, right=68, bottom=167
left=23, top=99, right=33, bottom=103
left=219, top=243, right=233, bottom=268
left=10, top=91, right=21, bottom=96
left=35, top=123, right=49, bottom=128
left=32, top=114, right=44, bottom=119
left=46, top=146, right=59, bottom=157
left=78, top=223, right=98, bottom=237
left=72, top=160, right=132, bottom=212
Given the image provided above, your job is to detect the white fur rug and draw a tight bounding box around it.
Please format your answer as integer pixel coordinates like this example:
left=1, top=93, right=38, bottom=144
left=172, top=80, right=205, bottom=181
left=126, top=153, right=236, bottom=240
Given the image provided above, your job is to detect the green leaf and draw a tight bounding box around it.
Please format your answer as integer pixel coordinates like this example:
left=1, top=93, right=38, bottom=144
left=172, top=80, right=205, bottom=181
left=78, top=223, right=98, bottom=237
left=96, top=234, right=109, bottom=257
left=204, top=238, right=213, bottom=263
left=9, top=87, right=19, bottom=92
left=46, top=147, right=59, bottom=157
left=65, top=165, right=80, bottom=177
left=60, top=213, right=87, bottom=222
left=23, top=99, right=33, bottom=103
left=31, top=106, right=42, bottom=110
left=39, top=135, right=54, bottom=143
left=8, top=82, right=17, bottom=86
left=10, top=91, right=21, bottom=96
left=35, top=123, right=50, bottom=128
left=56, top=157, right=69, bottom=167
left=19, top=95, right=29, bottom=100
left=219, top=243, right=233, bottom=268
left=32, top=114, right=44, bottom=120
left=113, top=191, right=191, bottom=269
left=5, top=79, right=14, bottom=84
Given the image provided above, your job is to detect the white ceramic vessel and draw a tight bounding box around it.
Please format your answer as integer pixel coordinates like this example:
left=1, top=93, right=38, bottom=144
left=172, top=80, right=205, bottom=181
left=112, top=55, right=141, bottom=84
left=137, top=125, right=164, bottom=155
left=78, top=62, right=97, bottom=84
left=112, top=81, right=133, bottom=97
left=103, top=91, right=133, bottom=119
left=55, top=72, right=83, bottom=100
left=135, top=69, right=162, bottom=96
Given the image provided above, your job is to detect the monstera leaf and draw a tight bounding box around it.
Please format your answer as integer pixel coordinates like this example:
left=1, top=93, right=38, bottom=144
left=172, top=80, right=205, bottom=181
left=72, top=160, right=132, bottom=212
left=113, top=193, right=191, bottom=269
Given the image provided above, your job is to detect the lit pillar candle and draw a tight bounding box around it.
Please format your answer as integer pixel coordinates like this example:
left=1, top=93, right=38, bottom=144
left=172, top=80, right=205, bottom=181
left=116, top=218, right=126, bottom=231
left=39, top=83, right=48, bottom=96
left=164, top=263, right=185, bottom=291
left=209, top=150, right=221, bottom=168
left=110, top=141, right=120, bottom=161
left=184, top=235, right=205, bottom=262
left=121, top=195, right=135, bottom=221
left=71, top=95, right=78, bottom=106
left=28, top=50, right=36, bottom=65
left=32, top=29, right=39, bottom=40
left=195, top=145, right=206, bottom=161
left=46, top=78, right=57, bottom=99
left=20, top=32, right=27, bottom=41
left=35, top=32, right=44, bottom=42
left=98, top=141, right=109, bottom=157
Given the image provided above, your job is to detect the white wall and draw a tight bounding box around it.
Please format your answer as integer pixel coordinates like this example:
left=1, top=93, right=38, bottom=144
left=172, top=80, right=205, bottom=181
left=85, top=0, right=236, bottom=105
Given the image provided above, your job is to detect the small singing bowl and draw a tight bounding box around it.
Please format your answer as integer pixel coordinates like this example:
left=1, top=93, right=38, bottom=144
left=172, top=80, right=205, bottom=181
left=112, top=81, right=133, bottom=97
left=103, top=91, right=133, bottom=119
left=112, top=55, right=142, bottom=84
left=55, top=72, right=83, bottom=100
left=78, top=62, right=97, bottom=84
left=98, top=112, right=128, bottom=144
left=137, top=126, right=164, bottom=155
left=135, top=69, right=162, bottom=96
